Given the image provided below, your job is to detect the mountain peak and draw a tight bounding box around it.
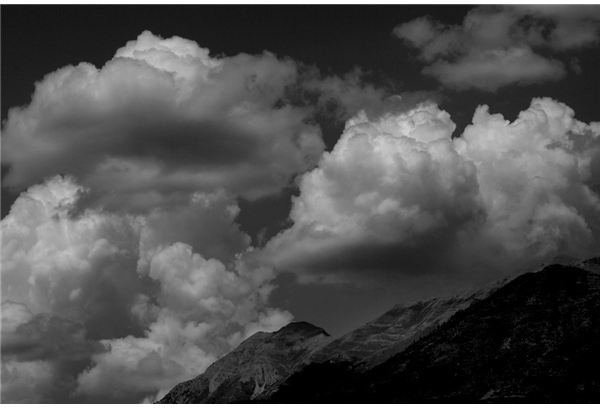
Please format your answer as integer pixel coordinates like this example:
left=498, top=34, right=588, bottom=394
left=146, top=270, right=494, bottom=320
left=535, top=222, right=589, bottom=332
left=159, top=260, right=600, bottom=404
left=276, top=321, right=330, bottom=337
left=158, top=320, right=330, bottom=403
left=270, top=264, right=600, bottom=402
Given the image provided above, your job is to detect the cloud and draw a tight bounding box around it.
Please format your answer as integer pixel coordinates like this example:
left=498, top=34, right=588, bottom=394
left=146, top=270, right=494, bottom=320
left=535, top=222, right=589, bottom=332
left=1, top=302, right=101, bottom=403
left=1, top=176, right=291, bottom=402
left=0, top=30, right=410, bottom=402
left=137, top=190, right=250, bottom=268
left=3, top=26, right=598, bottom=404
left=260, top=97, right=600, bottom=285
left=297, top=67, right=437, bottom=122
left=423, top=47, right=565, bottom=91
left=1, top=176, right=144, bottom=329
left=519, top=5, right=600, bottom=49
left=259, top=103, right=481, bottom=281
left=393, top=6, right=600, bottom=90
left=456, top=98, right=600, bottom=258
left=1, top=360, right=56, bottom=403
left=74, top=242, right=292, bottom=402
left=1, top=31, right=407, bottom=214
left=1, top=31, right=325, bottom=212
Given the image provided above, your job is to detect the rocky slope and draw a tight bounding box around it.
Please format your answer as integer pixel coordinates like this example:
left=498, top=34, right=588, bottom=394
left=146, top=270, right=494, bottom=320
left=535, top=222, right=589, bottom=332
left=311, top=289, right=490, bottom=369
left=158, top=322, right=330, bottom=403
left=270, top=264, right=600, bottom=402
left=159, top=284, right=490, bottom=403
left=158, top=259, right=600, bottom=403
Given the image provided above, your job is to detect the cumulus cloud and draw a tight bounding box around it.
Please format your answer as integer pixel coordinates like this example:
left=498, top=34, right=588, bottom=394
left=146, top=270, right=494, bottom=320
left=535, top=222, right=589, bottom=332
left=0, top=30, right=409, bottom=403
left=75, top=242, right=291, bottom=402
left=260, top=97, right=600, bottom=284
left=393, top=5, right=600, bottom=90
left=3, top=26, right=599, bottom=404
left=1, top=176, right=291, bottom=402
left=1, top=31, right=325, bottom=211
left=1, top=177, right=143, bottom=329
left=1, top=31, right=406, bottom=214
left=137, top=190, right=250, bottom=268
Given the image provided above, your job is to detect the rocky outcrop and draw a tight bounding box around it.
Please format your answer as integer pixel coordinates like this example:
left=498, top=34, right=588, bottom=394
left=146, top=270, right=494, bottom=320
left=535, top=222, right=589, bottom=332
left=158, top=322, right=330, bottom=403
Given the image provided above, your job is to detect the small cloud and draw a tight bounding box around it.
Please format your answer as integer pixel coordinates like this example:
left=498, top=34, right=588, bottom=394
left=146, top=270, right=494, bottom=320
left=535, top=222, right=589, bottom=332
left=423, top=46, right=565, bottom=91
left=393, top=5, right=600, bottom=91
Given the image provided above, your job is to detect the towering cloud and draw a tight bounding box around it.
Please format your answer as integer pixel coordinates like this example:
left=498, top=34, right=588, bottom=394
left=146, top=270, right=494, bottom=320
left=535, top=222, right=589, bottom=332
left=1, top=31, right=325, bottom=211
left=393, top=5, right=600, bottom=90
left=261, top=98, right=600, bottom=284
left=0, top=176, right=291, bottom=402
left=2, top=25, right=599, bottom=404
left=0, top=30, right=405, bottom=403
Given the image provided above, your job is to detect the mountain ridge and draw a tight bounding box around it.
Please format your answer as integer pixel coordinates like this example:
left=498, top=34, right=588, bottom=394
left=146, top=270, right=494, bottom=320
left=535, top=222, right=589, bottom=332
left=158, top=258, right=600, bottom=403
left=158, top=320, right=331, bottom=403
left=270, top=263, right=600, bottom=402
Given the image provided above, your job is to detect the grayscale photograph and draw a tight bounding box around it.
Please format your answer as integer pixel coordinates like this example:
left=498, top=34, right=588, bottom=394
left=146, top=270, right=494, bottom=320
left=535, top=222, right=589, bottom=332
left=1, top=2, right=600, bottom=404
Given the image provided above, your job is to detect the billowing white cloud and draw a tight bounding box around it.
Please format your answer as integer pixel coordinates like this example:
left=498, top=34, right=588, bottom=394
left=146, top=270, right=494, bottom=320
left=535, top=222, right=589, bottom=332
left=394, top=5, right=600, bottom=90
left=0, top=176, right=143, bottom=324
left=456, top=98, right=600, bottom=258
left=260, top=103, right=481, bottom=281
left=261, top=97, right=600, bottom=284
left=2, top=31, right=409, bottom=214
left=75, top=241, right=291, bottom=402
left=1, top=31, right=325, bottom=211
left=3, top=26, right=599, bottom=404
left=1, top=30, right=409, bottom=403
left=1, top=176, right=291, bottom=403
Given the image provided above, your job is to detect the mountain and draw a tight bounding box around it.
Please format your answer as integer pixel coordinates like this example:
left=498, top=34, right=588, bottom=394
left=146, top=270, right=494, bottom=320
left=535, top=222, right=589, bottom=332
left=158, top=322, right=330, bottom=403
left=159, top=283, right=489, bottom=403
left=311, top=289, right=489, bottom=369
left=158, top=259, right=600, bottom=403
left=270, top=263, right=600, bottom=402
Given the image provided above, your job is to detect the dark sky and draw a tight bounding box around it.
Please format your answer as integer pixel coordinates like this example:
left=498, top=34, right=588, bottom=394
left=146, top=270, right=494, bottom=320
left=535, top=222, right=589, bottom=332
left=1, top=5, right=600, bottom=403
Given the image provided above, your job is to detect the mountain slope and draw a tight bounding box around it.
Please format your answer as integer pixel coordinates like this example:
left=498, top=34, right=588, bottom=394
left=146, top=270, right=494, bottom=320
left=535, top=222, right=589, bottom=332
left=157, top=289, right=485, bottom=403
left=158, top=322, right=330, bottom=403
left=271, top=264, right=600, bottom=402
left=311, top=289, right=489, bottom=369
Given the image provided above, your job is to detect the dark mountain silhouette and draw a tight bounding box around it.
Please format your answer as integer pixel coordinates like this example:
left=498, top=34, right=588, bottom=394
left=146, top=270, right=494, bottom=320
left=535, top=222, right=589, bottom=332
left=270, top=263, right=600, bottom=403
